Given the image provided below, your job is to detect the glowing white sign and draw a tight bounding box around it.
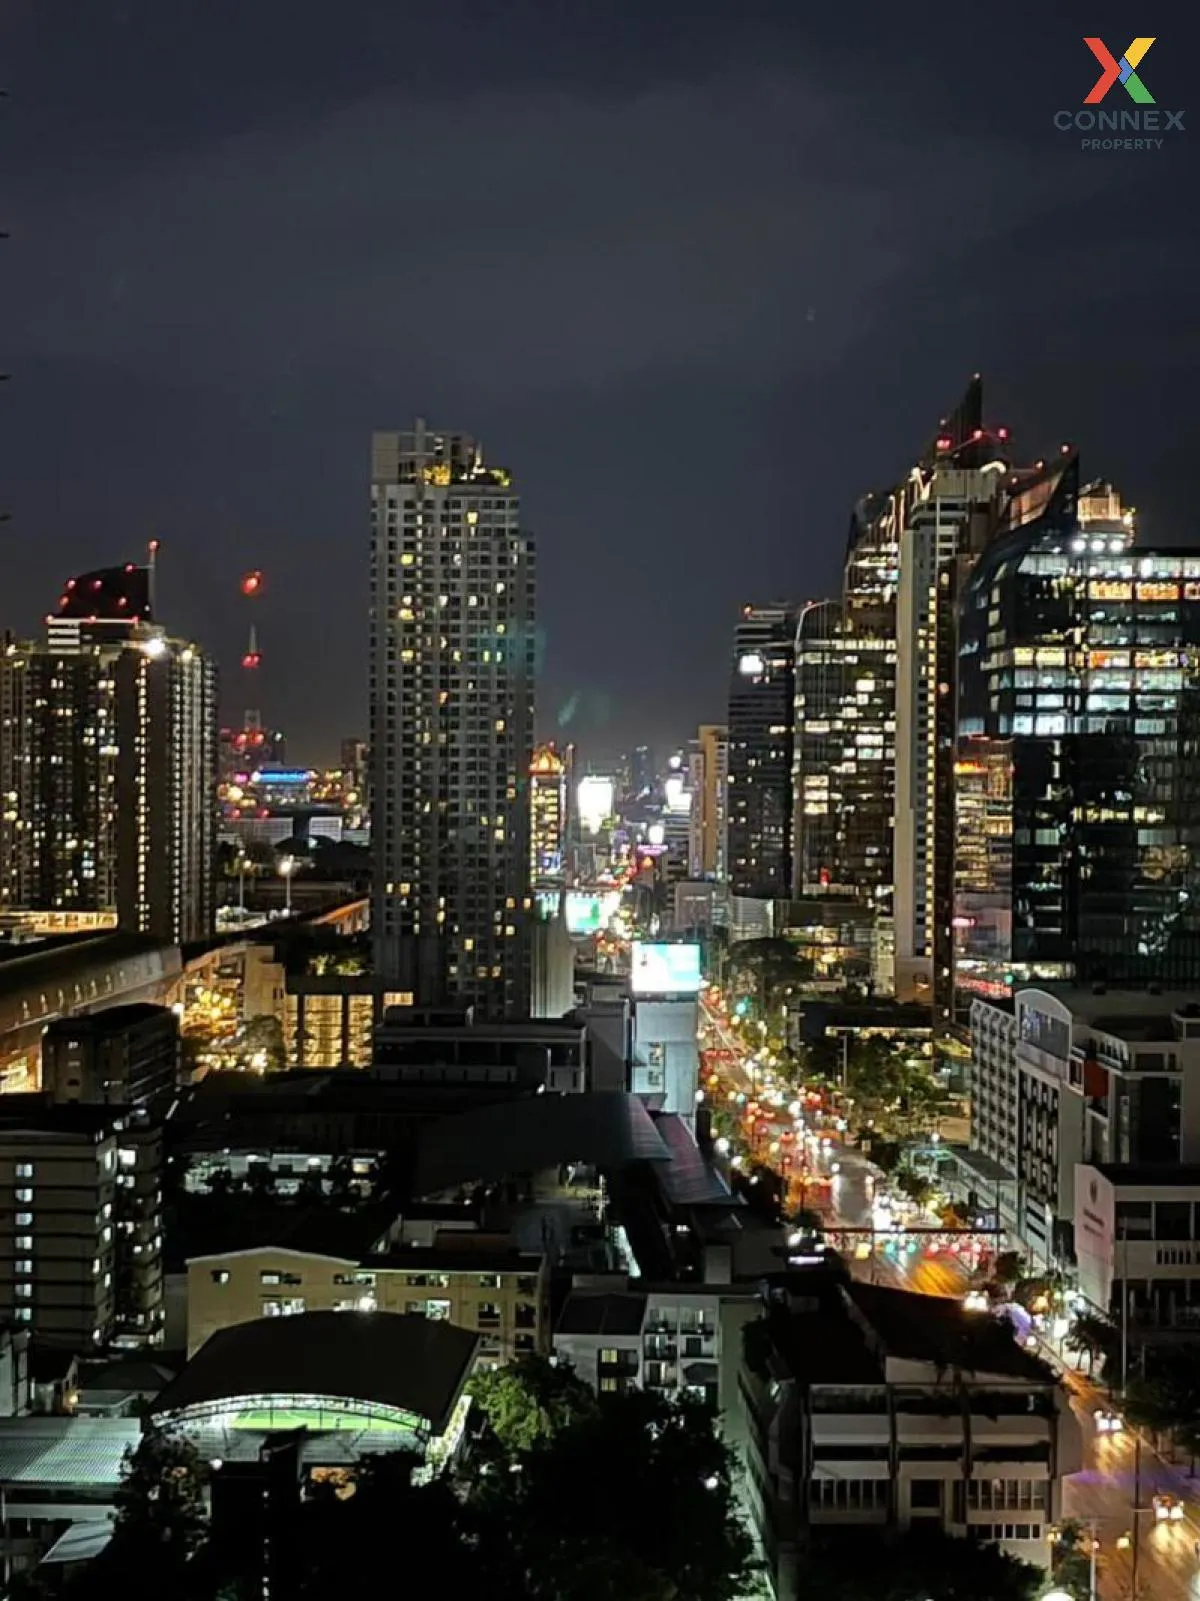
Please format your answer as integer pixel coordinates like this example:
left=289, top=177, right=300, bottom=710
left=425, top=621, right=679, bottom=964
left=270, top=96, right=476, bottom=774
left=630, top=942, right=703, bottom=995
left=738, top=652, right=764, bottom=676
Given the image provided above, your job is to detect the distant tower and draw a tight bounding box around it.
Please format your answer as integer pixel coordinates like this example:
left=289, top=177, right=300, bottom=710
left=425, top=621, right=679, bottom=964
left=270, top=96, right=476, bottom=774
left=369, top=420, right=536, bottom=1017
left=0, top=556, right=218, bottom=941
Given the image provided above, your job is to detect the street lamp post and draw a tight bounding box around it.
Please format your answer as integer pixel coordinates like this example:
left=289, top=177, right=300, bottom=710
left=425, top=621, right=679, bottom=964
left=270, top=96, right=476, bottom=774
left=278, top=855, right=297, bottom=917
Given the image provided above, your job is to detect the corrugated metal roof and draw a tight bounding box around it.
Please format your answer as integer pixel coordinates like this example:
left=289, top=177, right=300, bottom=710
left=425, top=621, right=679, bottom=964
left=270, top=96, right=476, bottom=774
left=40, top=1518, right=115, bottom=1565
left=0, top=1419, right=138, bottom=1485
left=414, top=1091, right=670, bottom=1197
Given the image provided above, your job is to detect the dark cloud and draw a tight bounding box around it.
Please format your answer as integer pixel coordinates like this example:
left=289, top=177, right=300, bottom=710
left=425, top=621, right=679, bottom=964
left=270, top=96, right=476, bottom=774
left=1, top=4, right=1198, bottom=760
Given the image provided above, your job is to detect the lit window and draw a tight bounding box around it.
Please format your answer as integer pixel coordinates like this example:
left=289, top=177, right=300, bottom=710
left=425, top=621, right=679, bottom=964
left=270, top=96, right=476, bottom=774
left=15, top=1189, right=32, bottom=1204
left=15, top=1163, right=33, bottom=1179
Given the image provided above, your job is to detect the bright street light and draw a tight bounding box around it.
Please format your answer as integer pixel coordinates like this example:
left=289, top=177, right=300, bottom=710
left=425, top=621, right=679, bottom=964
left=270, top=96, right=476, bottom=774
left=278, top=854, right=298, bottom=915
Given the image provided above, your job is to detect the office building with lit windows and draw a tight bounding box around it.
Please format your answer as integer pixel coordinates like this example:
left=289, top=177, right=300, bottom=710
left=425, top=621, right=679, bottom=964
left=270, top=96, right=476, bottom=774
left=0, top=565, right=217, bottom=944
left=727, top=606, right=797, bottom=902
left=955, top=457, right=1200, bottom=1006
left=369, top=422, right=537, bottom=1018
left=793, top=495, right=898, bottom=911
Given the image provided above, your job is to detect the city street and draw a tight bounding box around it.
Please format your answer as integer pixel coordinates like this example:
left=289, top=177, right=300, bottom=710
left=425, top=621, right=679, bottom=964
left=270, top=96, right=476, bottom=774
left=699, top=991, right=1200, bottom=1599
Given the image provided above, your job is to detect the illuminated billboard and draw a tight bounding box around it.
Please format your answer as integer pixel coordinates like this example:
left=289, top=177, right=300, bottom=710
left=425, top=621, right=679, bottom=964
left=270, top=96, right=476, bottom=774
left=565, top=890, right=621, bottom=935
left=577, top=776, right=615, bottom=835
left=630, top=942, right=702, bottom=995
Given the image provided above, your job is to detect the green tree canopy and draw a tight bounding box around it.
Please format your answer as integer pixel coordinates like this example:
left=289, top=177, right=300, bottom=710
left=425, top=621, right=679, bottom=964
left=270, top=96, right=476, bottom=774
left=468, top=1354, right=598, bottom=1454
left=478, top=1386, right=756, bottom=1601
left=795, top=1527, right=1041, bottom=1601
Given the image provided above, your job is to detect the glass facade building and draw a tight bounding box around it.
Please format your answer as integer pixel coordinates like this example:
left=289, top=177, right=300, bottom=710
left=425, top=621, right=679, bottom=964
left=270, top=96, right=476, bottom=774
left=955, top=458, right=1200, bottom=1008
left=727, top=605, right=797, bottom=899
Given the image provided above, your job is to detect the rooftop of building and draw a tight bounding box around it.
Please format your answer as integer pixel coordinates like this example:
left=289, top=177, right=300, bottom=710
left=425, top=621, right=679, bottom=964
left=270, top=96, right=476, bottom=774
left=150, top=1310, right=478, bottom=1434
left=42, top=1002, right=175, bottom=1036
left=176, top=1199, right=397, bottom=1268
left=1089, top=1163, right=1200, bottom=1189
left=413, top=1091, right=671, bottom=1197
left=0, top=1418, right=139, bottom=1486
left=556, top=1291, right=647, bottom=1337
left=757, top=1276, right=1057, bottom=1387
left=0, top=932, right=175, bottom=999
left=849, top=1283, right=1055, bottom=1383
left=377, top=1006, right=586, bottom=1040
left=0, top=1095, right=132, bottom=1138
left=1019, top=984, right=1200, bottom=1038
left=359, top=1242, right=544, bottom=1274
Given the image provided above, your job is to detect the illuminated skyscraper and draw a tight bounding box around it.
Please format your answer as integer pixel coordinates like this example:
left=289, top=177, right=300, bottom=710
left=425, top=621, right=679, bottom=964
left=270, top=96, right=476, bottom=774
left=793, top=501, right=897, bottom=904
left=688, top=723, right=727, bottom=881
left=955, top=458, right=1200, bottom=1006
left=369, top=421, right=536, bottom=1017
left=0, top=563, right=217, bottom=942
left=727, top=605, right=797, bottom=901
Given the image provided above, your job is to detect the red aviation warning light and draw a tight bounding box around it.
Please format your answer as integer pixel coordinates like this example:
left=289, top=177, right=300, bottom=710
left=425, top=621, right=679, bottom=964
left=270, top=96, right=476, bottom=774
left=241, top=571, right=264, bottom=597
left=242, top=650, right=262, bottom=670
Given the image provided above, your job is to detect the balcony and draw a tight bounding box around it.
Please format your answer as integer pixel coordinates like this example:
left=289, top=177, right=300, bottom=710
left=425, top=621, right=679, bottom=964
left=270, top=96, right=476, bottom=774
left=643, top=1339, right=677, bottom=1363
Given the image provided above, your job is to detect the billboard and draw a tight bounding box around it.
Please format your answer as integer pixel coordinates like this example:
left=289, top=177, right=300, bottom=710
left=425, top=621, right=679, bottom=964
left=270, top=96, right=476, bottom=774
left=565, top=890, right=620, bottom=935
left=577, top=776, right=615, bottom=835
left=630, top=941, right=702, bottom=995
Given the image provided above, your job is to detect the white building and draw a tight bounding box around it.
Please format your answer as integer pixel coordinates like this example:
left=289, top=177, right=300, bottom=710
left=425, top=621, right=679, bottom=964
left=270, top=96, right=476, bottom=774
left=554, top=1276, right=757, bottom=1413
left=1074, top=1162, right=1200, bottom=1332
left=630, top=996, right=699, bottom=1122
left=369, top=421, right=536, bottom=1018
left=962, top=987, right=1200, bottom=1268
left=740, top=1275, right=1081, bottom=1601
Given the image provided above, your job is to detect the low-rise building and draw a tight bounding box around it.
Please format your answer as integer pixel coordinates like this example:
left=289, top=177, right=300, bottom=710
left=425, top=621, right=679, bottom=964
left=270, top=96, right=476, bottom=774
left=554, top=1276, right=758, bottom=1413
left=962, top=988, right=1200, bottom=1268
left=41, top=1003, right=179, bottom=1108
left=739, top=1272, right=1080, bottom=1600
left=186, top=1227, right=547, bottom=1364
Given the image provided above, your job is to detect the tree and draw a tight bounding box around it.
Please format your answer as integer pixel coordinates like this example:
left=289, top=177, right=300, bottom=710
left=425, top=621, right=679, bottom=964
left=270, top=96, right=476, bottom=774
left=1064, top=1312, right=1117, bottom=1377
left=468, top=1354, right=597, bottom=1454
left=1124, top=1345, right=1200, bottom=1458
left=733, top=1162, right=787, bottom=1225
left=991, top=1251, right=1025, bottom=1287
left=1048, top=1520, right=1094, bottom=1600
left=727, top=936, right=812, bottom=1017
left=895, top=1168, right=935, bottom=1210
left=794, top=1526, right=1041, bottom=1601
left=71, top=1427, right=212, bottom=1600
left=479, top=1386, right=757, bottom=1601
left=240, top=1013, right=286, bottom=1072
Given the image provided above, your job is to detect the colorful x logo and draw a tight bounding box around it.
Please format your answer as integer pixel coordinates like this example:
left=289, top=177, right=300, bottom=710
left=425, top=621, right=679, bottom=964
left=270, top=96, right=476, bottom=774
left=1083, top=37, right=1156, bottom=104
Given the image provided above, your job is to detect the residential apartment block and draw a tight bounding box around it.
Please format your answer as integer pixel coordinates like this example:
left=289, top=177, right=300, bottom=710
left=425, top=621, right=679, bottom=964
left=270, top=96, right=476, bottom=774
left=553, top=1276, right=758, bottom=1414
left=0, top=1100, right=162, bottom=1349
left=186, top=1236, right=548, bottom=1365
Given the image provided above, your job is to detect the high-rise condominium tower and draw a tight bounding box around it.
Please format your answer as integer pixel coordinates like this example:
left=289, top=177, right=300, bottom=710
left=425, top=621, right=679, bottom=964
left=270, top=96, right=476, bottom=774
left=727, top=605, right=796, bottom=901
left=688, top=723, right=728, bottom=881
left=0, top=563, right=217, bottom=943
left=369, top=421, right=536, bottom=1017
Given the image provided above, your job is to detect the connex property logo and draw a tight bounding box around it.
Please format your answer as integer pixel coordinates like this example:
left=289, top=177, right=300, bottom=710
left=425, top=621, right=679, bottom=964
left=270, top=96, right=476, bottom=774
left=1054, top=36, right=1185, bottom=149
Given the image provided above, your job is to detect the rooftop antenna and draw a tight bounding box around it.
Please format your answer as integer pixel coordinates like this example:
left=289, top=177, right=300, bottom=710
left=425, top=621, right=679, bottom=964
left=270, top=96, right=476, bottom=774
left=147, top=538, right=160, bottom=618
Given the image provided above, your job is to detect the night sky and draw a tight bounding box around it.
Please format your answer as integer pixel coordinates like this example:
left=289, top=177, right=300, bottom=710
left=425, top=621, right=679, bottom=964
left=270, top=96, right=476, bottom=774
left=3, top=4, right=1197, bottom=765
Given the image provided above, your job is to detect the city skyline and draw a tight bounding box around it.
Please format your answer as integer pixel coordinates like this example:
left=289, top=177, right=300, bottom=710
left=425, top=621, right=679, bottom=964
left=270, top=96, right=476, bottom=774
left=2, top=5, right=1197, bottom=761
